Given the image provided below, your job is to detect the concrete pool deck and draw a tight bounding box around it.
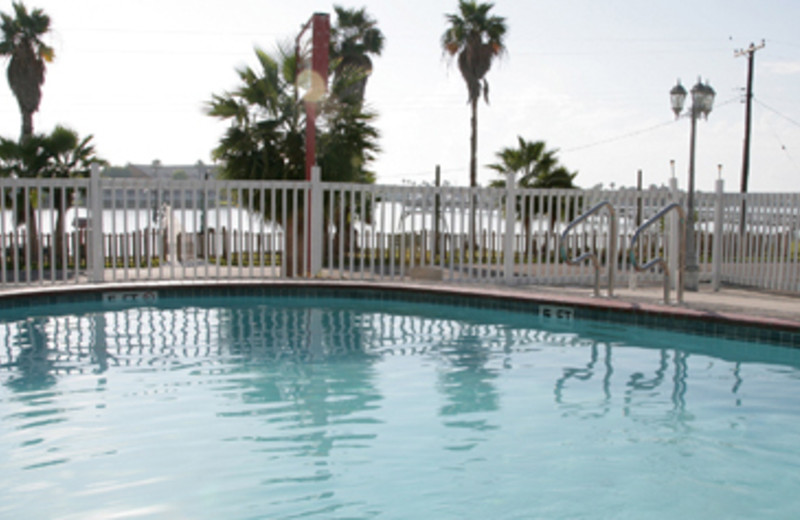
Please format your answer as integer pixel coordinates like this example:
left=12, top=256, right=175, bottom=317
left=517, top=283, right=800, bottom=325
left=1, top=278, right=798, bottom=332
left=351, top=279, right=800, bottom=331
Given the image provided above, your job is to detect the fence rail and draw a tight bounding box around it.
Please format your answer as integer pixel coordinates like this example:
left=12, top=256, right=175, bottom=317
left=1, top=168, right=799, bottom=294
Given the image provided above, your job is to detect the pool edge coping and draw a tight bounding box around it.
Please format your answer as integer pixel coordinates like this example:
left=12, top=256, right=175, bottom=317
left=1, top=279, right=798, bottom=333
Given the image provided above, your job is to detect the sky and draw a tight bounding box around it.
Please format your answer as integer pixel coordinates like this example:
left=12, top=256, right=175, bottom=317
left=1, top=0, right=799, bottom=192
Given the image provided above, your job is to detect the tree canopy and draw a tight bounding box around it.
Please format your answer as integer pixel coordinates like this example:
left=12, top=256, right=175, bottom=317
left=442, top=0, right=506, bottom=189
left=207, top=47, right=304, bottom=182
left=0, top=125, right=105, bottom=178
left=0, top=125, right=105, bottom=267
left=488, top=136, right=577, bottom=189
left=208, top=10, right=382, bottom=185
left=330, top=5, right=384, bottom=106
left=442, top=1, right=506, bottom=106
left=0, top=2, right=54, bottom=141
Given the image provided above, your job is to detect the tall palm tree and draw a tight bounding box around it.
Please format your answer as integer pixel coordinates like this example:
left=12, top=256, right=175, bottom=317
left=442, top=0, right=506, bottom=189
left=0, top=2, right=53, bottom=142
left=330, top=5, right=384, bottom=105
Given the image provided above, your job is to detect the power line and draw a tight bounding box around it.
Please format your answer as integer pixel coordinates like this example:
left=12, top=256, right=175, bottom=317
left=559, top=96, right=740, bottom=154
left=760, top=106, right=800, bottom=175
left=514, top=47, right=730, bottom=57
left=755, top=98, right=800, bottom=130
left=562, top=119, right=677, bottom=153
left=715, top=96, right=741, bottom=109
left=767, top=38, right=800, bottom=49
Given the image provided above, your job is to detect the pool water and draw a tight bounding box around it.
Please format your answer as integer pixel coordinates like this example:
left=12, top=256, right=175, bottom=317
left=1, top=295, right=799, bottom=519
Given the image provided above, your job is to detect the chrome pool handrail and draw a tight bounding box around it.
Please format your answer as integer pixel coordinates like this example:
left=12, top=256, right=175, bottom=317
left=629, top=202, right=686, bottom=304
left=559, top=201, right=617, bottom=297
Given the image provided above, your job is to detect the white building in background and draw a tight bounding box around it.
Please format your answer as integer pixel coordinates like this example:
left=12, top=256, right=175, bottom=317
left=126, top=162, right=219, bottom=182
left=99, top=162, right=221, bottom=209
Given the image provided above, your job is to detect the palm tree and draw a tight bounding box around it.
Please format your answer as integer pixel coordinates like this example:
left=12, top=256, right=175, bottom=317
left=318, top=91, right=380, bottom=261
left=442, top=0, right=506, bottom=189
left=327, top=6, right=383, bottom=251
left=488, top=137, right=577, bottom=256
left=488, top=137, right=577, bottom=189
left=330, top=5, right=384, bottom=105
left=208, top=46, right=380, bottom=276
left=0, top=125, right=104, bottom=269
left=208, top=47, right=305, bottom=275
left=208, top=47, right=305, bottom=183
left=0, top=2, right=53, bottom=142
left=43, top=126, right=105, bottom=268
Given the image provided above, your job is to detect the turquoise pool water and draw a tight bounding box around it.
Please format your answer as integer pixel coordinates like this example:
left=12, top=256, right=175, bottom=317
left=1, top=294, right=799, bottom=519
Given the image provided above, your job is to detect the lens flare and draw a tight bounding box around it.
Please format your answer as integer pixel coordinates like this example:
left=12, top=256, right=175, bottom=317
left=297, top=70, right=326, bottom=103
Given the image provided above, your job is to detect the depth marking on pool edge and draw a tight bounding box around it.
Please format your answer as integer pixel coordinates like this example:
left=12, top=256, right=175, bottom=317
left=102, top=291, right=158, bottom=304
left=539, top=305, right=575, bottom=321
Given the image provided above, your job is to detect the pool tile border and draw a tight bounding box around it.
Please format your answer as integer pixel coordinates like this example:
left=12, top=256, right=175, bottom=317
left=0, top=281, right=798, bottom=347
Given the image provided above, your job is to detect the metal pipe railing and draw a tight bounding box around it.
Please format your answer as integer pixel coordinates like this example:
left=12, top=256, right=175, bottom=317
left=559, top=201, right=617, bottom=297
left=629, top=202, right=686, bottom=304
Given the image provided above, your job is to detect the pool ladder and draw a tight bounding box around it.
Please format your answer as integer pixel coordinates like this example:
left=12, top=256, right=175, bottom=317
left=560, top=201, right=685, bottom=304
left=560, top=201, right=617, bottom=298
left=629, top=202, right=686, bottom=305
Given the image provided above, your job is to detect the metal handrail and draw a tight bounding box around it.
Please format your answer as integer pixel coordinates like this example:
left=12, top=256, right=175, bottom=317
left=629, top=202, right=686, bottom=304
left=559, top=201, right=617, bottom=297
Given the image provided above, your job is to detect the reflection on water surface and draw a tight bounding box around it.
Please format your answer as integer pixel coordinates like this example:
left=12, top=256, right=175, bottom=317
left=1, top=296, right=799, bottom=519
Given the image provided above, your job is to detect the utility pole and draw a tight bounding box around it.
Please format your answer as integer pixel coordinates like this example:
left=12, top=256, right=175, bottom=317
left=735, top=40, right=765, bottom=196
left=735, top=40, right=765, bottom=236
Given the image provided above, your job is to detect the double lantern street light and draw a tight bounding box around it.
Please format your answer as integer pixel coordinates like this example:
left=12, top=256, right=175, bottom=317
left=670, top=77, right=715, bottom=291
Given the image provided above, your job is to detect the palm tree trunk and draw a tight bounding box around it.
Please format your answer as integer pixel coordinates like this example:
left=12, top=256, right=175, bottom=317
left=26, top=202, right=39, bottom=268
left=469, top=97, right=478, bottom=188
left=21, top=109, right=33, bottom=142
left=283, top=212, right=305, bottom=278
left=14, top=188, right=39, bottom=268
left=469, top=96, right=478, bottom=252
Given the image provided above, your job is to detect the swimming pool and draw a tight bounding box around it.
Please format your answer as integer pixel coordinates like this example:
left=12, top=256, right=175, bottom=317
left=1, top=287, right=799, bottom=519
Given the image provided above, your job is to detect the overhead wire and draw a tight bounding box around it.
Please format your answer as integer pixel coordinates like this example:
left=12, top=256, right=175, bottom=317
left=561, top=119, right=677, bottom=154
left=560, top=96, right=740, bottom=154
left=766, top=38, right=800, bottom=49
left=394, top=96, right=745, bottom=180
left=754, top=98, right=800, bottom=130
left=753, top=98, right=800, bottom=175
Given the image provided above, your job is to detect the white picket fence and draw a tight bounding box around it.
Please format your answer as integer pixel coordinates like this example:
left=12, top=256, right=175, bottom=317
left=1, top=168, right=799, bottom=294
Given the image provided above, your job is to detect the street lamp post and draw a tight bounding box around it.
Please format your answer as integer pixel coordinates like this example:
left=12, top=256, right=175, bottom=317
left=670, top=77, right=715, bottom=291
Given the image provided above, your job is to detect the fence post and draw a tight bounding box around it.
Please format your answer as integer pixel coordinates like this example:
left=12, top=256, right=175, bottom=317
left=667, top=176, right=680, bottom=290
left=504, top=170, right=516, bottom=282
left=309, top=165, right=323, bottom=277
left=712, top=178, right=724, bottom=291
left=89, top=164, right=104, bottom=283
